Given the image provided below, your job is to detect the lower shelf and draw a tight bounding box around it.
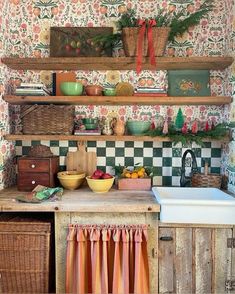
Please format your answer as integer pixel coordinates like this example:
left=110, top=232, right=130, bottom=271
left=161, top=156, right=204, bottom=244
left=4, top=134, right=230, bottom=142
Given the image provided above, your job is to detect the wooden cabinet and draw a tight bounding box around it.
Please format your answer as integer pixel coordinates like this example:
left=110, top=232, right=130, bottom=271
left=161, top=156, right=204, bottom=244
left=158, top=224, right=235, bottom=294
left=17, top=156, right=59, bottom=191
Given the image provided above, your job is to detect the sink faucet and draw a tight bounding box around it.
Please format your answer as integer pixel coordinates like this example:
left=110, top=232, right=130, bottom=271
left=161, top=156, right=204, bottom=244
left=180, top=149, right=198, bottom=187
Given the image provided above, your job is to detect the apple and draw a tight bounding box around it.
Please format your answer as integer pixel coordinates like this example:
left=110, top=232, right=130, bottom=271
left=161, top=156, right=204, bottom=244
left=91, top=174, right=101, bottom=179
left=75, top=48, right=81, bottom=55
left=92, top=169, right=104, bottom=178
left=102, top=173, right=113, bottom=179
left=65, top=44, right=72, bottom=52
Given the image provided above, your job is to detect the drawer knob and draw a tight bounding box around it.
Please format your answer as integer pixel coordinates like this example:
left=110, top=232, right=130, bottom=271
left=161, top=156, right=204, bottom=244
left=32, top=180, right=36, bottom=184
left=31, top=164, right=36, bottom=168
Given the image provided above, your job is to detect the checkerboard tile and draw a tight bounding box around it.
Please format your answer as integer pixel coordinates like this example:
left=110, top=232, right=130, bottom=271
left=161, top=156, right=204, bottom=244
left=15, top=140, right=223, bottom=187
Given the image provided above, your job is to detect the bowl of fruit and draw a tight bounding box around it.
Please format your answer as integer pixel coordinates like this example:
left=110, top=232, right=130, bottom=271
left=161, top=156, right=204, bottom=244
left=86, top=169, right=115, bottom=193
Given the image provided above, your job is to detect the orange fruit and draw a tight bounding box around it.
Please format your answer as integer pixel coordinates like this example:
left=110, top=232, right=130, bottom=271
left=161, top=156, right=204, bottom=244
left=131, top=172, right=138, bottom=179
left=137, top=170, right=144, bottom=178
left=125, top=172, right=131, bottom=178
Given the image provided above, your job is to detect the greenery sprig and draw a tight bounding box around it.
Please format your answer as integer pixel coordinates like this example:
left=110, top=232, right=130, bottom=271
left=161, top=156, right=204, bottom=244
left=93, top=1, right=214, bottom=48
left=147, top=123, right=229, bottom=146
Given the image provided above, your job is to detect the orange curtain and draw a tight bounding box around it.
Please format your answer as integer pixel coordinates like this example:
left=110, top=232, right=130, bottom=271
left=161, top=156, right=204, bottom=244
left=66, top=224, right=149, bottom=294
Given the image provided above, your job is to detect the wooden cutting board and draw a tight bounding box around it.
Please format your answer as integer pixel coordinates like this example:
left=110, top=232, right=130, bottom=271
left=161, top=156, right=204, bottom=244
left=66, top=143, right=97, bottom=176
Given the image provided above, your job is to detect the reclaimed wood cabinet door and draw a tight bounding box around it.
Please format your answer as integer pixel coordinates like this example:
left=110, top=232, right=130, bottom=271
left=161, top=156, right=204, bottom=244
left=158, top=225, right=235, bottom=294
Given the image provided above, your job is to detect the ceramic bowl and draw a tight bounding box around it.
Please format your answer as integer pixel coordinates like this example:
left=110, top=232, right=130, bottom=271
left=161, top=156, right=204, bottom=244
left=86, top=176, right=115, bottom=193
left=84, top=123, right=97, bottom=130
left=103, top=88, right=116, bottom=96
left=85, top=85, right=103, bottom=96
left=60, top=82, right=83, bottom=96
left=57, top=171, right=86, bottom=190
left=126, top=120, right=151, bottom=135
left=82, top=118, right=98, bottom=124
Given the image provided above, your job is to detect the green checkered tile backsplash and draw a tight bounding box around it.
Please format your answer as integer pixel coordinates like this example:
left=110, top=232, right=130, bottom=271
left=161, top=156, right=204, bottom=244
left=15, top=140, right=222, bottom=187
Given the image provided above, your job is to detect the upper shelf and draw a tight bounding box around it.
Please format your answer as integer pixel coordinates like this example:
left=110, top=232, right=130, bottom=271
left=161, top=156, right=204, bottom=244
left=3, top=95, right=233, bottom=105
left=1, top=56, right=233, bottom=71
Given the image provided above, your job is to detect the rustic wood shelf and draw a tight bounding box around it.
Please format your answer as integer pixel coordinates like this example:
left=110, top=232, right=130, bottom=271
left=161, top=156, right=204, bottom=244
left=3, top=95, right=232, bottom=105
left=4, top=134, right=230, bottom=143
left=1, top=56, right=233, bottom=71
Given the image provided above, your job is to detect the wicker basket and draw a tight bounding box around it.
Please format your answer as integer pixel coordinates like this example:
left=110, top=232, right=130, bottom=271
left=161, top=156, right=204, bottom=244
left=122, top=27, right=170, bottom=57
left=192, top=173, right=222, bottom=188
left=21, top=105, right=74, bottom=135
left=0, top=214, right=52, bottom=293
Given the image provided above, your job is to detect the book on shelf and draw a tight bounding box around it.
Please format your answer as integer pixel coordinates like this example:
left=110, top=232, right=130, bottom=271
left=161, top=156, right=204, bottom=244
left=20, top=82, right=44, bottom=88
left=74, top=129, right=101, bottom=135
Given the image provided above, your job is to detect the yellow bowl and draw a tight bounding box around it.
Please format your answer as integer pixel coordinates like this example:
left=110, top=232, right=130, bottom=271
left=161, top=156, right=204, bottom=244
left=86, top=176, right=115, bottom=193
left=57, top=171, right=86, bottom=190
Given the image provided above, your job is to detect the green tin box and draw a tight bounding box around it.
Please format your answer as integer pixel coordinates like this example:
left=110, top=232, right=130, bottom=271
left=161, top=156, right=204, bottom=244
left=168, top=70, right=210, bottom=96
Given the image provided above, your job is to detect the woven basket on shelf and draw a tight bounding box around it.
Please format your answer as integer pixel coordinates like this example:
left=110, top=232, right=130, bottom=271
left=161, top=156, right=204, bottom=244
left=21, top=105, right=74, bottom=135
left=192, top=173, right=222, bottom=188
left=0, top=214, right=52, bottom=293
left=122, top=27, right=170, bottom=57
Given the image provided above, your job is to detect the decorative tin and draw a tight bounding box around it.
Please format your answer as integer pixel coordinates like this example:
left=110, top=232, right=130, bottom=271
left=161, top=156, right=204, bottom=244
left=168, top=70, right=210, bottom=96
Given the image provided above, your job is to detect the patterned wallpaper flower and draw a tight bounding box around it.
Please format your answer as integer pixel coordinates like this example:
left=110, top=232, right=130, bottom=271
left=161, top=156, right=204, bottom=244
left=0, top=0, right=234, bottom=188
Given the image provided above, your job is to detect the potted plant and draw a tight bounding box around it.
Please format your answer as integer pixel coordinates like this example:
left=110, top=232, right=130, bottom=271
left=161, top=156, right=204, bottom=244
left=93, top=0, right=214, bottom=58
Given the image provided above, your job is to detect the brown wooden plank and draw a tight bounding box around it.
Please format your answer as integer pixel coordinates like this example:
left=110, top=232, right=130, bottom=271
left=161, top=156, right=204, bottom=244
left=3, top=95, right=232, bottom=105
left=158, top=222, right=234, bottom=229
left=4, top=134, right=230, bottom=143
left=1, top=56, right=233, bottom=70
left=175, top=227, right=193, bottom=293
left=214, top=228, right=232, bottom=294
left=194, top=228, right=212, bottom=294
left=158, top=227, right=175, bottom=293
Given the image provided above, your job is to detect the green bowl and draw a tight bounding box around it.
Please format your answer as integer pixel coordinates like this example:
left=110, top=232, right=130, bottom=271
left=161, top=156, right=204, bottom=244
left=82, top=118, right=98, bottom=124
left=60, top=82, right=83, bottom=96
left=103, top=88, right=116, bottom=96
left=127, top=120, right=151, bottom=135
left=85, top=123, right=98, bottom=130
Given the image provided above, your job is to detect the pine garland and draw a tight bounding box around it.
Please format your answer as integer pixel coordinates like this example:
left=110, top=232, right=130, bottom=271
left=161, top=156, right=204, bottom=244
left=147, top=123, right=229, bottom=146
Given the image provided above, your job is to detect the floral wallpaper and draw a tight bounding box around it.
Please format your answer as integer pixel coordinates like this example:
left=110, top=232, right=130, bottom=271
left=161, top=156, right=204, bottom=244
left=0, top=0, right=234, bottom=189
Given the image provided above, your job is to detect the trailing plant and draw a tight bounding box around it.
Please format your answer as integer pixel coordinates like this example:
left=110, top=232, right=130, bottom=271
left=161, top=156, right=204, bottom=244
left=147, top=123, right=229, bottom=146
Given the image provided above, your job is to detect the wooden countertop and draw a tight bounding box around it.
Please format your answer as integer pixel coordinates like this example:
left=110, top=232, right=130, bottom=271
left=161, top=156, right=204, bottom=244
left=0, top=187, right=160, bottom=213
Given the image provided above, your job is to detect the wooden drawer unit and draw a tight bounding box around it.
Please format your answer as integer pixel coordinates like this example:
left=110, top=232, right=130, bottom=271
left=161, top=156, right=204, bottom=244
left=17, top=156, right=59, bottom=191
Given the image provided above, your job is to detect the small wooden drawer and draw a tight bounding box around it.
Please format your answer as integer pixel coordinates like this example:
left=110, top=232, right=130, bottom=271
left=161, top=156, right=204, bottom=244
left=17, top=156, right=59, bottom=191
left=18, top=158, right=50, bottom=173
left=17, top=173, right=50, bottom=191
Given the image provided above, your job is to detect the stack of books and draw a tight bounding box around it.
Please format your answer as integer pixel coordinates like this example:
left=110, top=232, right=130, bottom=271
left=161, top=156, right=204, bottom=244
left=15, top=83, right=52, bottom=96
left=134, top=86, right=168, bottom=97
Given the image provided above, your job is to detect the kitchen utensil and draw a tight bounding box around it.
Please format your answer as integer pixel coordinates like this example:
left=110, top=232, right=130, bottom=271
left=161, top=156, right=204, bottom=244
left=126, top=120, right=151, bottom=135
left=66, top=143, right=97, bottom=176
left=85, top=85, right=103, bottom=96
left=103, top=88, right=116, bottom=96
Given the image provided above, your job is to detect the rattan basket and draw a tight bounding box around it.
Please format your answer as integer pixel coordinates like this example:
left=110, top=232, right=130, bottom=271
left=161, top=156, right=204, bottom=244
left=0, top=214, right=52, bottom=293
left=192, top=173, right=222, bottom=188
left=21, top=105, right=74, bottom=135
left=122, top=27, right=170, bottom=57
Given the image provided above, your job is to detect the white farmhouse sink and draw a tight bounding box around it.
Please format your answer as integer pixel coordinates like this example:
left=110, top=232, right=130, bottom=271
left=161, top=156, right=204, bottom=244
left=152, top=187, right=235, bottom=224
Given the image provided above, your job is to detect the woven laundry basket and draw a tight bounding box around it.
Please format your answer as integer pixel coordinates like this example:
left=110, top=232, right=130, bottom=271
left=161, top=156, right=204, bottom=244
left=21, top=104, right=74, bottom=135
left=122, top=27, right=170, bottom=57
left=0, top=214, right=52, bottom=293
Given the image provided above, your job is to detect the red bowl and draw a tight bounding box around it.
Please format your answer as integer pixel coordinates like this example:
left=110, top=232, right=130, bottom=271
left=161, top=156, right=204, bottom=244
left=85, top=85, right=103, bottom=96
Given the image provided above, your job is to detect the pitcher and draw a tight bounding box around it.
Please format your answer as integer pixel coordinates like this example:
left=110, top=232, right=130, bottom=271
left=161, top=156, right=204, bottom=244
left=112, top=118, right=125, bottom=136
left=101, top=117, right=114, bottom=135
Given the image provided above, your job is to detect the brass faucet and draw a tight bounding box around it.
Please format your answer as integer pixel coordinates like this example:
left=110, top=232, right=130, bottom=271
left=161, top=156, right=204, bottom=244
left=180, top=149, right=198, bottom=187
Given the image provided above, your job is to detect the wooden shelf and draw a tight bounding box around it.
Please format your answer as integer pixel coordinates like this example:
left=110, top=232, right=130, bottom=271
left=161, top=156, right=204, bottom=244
left=4, top=134, right=230, bottom=143
left=1, top=56, right=233, bottom=71
left=3, top=95, right=233, bottom=105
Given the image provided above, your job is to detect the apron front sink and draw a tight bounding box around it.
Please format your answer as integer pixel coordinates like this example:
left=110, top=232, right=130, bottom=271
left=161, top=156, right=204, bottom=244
left=152, top=187, right=235, bottom=224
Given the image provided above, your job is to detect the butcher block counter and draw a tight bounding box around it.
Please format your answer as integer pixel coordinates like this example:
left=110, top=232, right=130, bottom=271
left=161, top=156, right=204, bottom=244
left=0, top=186, right=160, bottom=212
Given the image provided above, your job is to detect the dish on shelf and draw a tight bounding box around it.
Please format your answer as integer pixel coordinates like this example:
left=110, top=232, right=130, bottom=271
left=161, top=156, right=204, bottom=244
left=60, top=82, right=83, bottom=96
left=103, top=88, right=116, bottom=96
left=115, top=82, right=134, bottom=96
left=57, top=171, right=86, bottom=190
left=127, top=120, right=151, bottom=135
left=85, top=85, right=103, bottom=96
